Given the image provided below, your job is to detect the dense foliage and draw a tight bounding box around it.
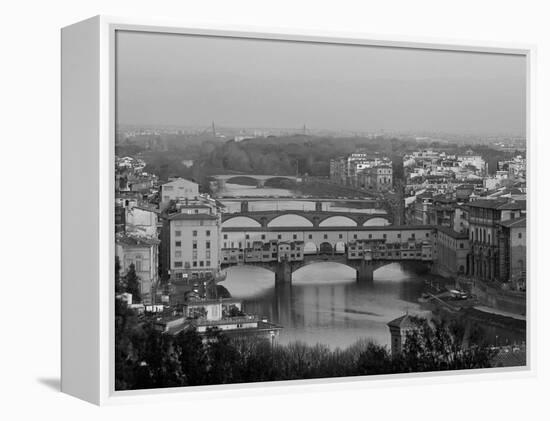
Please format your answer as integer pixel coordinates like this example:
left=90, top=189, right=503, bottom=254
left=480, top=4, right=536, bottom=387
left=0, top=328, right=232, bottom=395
left=115, top=259, right=141, bottom=303
left=115, top=303, right=497, bottom=390
left=117, top=134, right=522, bottom=191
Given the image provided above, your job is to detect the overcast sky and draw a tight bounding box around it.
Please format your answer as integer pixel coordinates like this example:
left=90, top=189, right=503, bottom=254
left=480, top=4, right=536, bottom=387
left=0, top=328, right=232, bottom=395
left=116, top=31, right=526, bottom=136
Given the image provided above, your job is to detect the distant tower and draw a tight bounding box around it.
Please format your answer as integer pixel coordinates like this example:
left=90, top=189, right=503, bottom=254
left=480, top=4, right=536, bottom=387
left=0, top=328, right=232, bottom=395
left=211, top=121, right=216, bottom=137
left=303, top=124, right=307, bottom=136
left=387, top=314, right=417, bottom=357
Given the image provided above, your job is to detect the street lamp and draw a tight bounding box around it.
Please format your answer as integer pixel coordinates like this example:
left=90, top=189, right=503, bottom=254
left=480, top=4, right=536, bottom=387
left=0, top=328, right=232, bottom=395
left=270, top=330, right=275, bottom=355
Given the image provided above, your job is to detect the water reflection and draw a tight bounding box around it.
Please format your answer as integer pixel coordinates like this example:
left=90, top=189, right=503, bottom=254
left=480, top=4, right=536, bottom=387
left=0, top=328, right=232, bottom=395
left=220, top=263, right=433, bottom=349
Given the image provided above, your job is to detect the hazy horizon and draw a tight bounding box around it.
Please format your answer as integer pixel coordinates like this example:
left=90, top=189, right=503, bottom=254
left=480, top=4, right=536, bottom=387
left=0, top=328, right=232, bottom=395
left=116, top=31, right=527, bottom=137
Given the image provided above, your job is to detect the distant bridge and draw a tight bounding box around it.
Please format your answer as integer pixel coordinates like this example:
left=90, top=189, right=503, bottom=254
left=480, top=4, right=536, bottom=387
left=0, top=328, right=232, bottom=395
left=221, top=210, right=392, bottom=228
left=212, top=174, right=301, bottom=189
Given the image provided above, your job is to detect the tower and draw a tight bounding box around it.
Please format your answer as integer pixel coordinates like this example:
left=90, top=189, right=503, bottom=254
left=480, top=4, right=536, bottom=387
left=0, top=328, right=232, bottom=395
left=387, top=314, right=418, bottom=356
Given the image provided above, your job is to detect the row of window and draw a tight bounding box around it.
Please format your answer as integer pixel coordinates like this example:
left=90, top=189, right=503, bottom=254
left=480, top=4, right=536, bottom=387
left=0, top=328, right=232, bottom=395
left=222, top=232, right=429, bottom=240
left=175, top=230, right=211, bottom=237
left=174, top=271, right=212, bottom=279
left=174, top=260, right=212, bottom=268
left=174, top=250, right=211, bottom=258
left=349, top=251, right=423, bottom=258
left=174, top=240, right=211, bottom=249
left=223, top=252, right=303, bottom=261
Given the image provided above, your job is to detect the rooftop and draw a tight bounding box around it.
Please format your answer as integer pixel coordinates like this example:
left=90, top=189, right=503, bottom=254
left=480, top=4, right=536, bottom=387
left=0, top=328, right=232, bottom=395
left=116, top=234, right=160, bottom=246
left=500, top=216, right=527, bottom=229
left=467, top=199, right=526, bottom=211
left=387, top=314, right=422, bottom=329
left=437, top=226, right=469, bottom=240
left=168, top=213, right=218, bottom=221
left=185, top=298, right=241, bottom=306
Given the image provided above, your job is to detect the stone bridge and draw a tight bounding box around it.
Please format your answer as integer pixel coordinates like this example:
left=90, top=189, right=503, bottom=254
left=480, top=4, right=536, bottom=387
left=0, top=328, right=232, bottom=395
left=212, top=174, right=300, bottom=189
left=220, top=224, right=435, bottom=284
left=221, top=254, right=428, bottom=284
left=222, top=209, right=392, bottom=228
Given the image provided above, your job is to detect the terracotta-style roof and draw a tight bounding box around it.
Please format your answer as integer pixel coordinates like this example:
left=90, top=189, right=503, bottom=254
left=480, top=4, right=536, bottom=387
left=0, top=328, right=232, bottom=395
left=437, top=226, right=469, bottom=240
left=387, top=314, right=420, bottom=329
left=500, top=217, right=527, bottom=229
left=168, top=213, right=218, bottom=221
left=467, top=199, right=525, bottom=211
left=116, top=234, right=159, bottom=246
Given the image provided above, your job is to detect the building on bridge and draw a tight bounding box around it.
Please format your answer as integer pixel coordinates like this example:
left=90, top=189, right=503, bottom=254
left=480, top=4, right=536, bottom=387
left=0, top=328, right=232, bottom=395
left=220, top=224, right=435, bottom=284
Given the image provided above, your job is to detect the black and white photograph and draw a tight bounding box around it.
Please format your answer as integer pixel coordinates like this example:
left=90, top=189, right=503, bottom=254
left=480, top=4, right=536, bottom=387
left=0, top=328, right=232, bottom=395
left=113, top=30, right=527, bottom=390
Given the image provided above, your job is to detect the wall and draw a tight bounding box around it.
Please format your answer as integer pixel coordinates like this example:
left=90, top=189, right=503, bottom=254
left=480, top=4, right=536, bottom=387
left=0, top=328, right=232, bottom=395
left=510, top=226, right=527, bottom=282
left=221, top=227, right=434, bottom=249
left=434, top=231, right=468, bottom=277
left=170, top=218, right=220, bottom=277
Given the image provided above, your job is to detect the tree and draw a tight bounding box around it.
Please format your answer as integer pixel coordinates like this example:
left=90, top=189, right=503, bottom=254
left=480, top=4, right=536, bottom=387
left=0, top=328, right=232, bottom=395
left=114, top=299, right=141, bottom=390
left=173, top=328, right=208, bottom=386
left=397, top=318, right=497, bottom=372
left=115, top=256, right=123, bottom=294
left=356, top=342, right=394, bottom=375
left=205, top=329, right=241, bottom=384
left=125, top=263, right=141, bottom=303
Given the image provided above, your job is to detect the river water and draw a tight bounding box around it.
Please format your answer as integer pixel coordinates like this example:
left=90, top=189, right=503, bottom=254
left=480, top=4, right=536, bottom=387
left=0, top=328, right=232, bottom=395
left=220, top=263, right=435, bottom=348
left=220, top=183, right=386, bottom=214
left=217, top=183, right=525, bottom=350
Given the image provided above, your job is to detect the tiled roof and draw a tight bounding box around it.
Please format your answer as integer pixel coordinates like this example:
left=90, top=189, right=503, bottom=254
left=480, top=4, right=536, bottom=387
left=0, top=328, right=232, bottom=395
left=116, top=234, right=159, bottom=246
left=387, top=314, right=421, bottom=329
left=437, top=226, right=469, bottom=239
left=168, top=213, right=218, bottom=221
left=467, top=199, right=525, bottom=211
left=500, top=217, right=527, bottom=228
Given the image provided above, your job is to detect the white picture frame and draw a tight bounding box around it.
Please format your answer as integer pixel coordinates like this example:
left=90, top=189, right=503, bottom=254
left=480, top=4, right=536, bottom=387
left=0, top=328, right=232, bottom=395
left=61, top=15, right=535, bottom=405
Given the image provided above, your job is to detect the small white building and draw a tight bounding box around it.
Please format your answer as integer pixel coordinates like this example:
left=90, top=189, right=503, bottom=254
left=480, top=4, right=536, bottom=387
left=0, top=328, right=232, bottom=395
left=115, top=234, right=160, bottom=304
left=125, top=206, right=159, bottom=237
left=160, top=178, right=199, bottom=211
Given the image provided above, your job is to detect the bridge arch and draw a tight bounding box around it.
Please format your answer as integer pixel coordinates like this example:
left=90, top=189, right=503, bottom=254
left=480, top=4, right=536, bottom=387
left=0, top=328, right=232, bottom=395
left=334, top=241, right=346, bottom=254
left=319, top=215, right=358, bottom=227
left=319, top=242, right=333, bottom=254
left=263, top=176, right=297, bottom=187
left=292, top=260, right=357, bottom=280
left=363, top=217, right=390, bottom=226
left=224, top=176, right=260, bottom=186
left=268, top=214, right=313, bottom=227
left=222, top=216, right=262, bottom=228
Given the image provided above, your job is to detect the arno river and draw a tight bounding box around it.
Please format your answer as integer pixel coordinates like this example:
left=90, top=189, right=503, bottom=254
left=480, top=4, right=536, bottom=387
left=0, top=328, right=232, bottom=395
left=221, top=263, right=435, bottom=348
left=217, top=183, right=525, bottom=349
